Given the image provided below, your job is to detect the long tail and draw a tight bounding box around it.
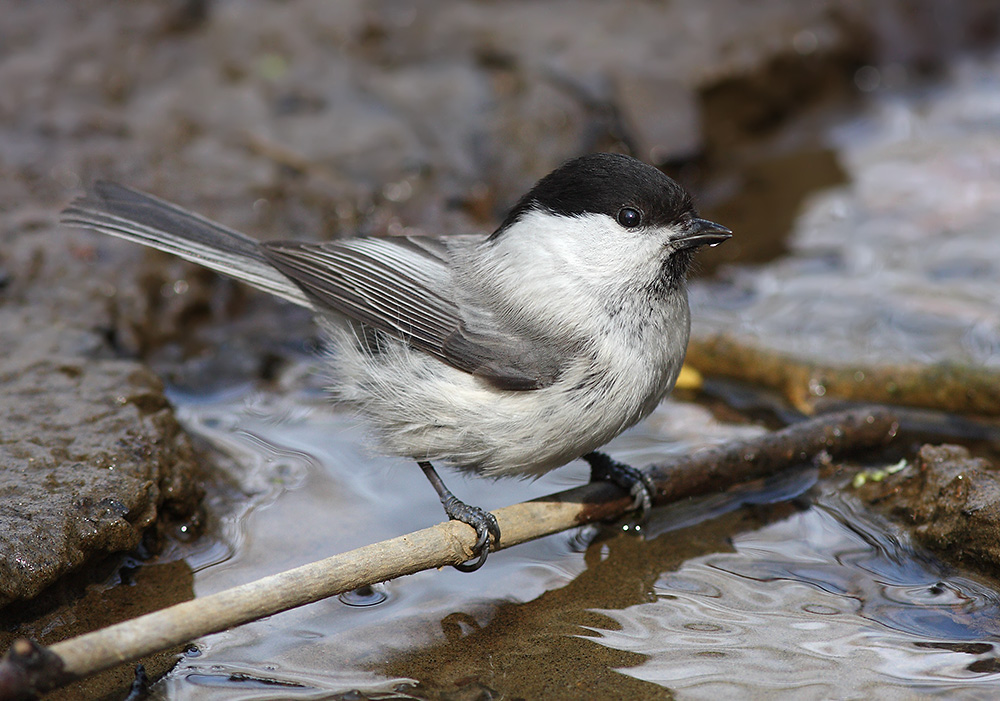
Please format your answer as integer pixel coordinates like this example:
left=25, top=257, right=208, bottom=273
left=61, top=181, right=313, bottom=308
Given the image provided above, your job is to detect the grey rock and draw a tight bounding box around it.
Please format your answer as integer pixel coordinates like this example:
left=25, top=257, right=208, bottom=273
left=0, top=313, right=202, bottom=606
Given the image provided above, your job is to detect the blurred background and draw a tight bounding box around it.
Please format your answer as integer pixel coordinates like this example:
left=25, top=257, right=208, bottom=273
left=3, top=1, right=1000, bottom=699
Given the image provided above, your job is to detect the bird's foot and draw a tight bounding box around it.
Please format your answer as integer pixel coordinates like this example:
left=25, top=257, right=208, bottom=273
left=583, top=451, right=656, bottom=517
left=419, top=461, right=500, bottom=572
left=439, top=494, right=501, bottom=572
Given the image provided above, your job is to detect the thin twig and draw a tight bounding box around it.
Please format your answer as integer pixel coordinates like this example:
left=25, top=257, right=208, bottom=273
left=0, top=407, right=898, bottom=700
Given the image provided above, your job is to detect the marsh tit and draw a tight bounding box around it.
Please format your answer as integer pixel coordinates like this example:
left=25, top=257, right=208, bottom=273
left=62, top=153, right=731, bottom=570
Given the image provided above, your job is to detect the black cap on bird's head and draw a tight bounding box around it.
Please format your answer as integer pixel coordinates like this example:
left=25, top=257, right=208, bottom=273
left=491, top=153, right=730, bottom=248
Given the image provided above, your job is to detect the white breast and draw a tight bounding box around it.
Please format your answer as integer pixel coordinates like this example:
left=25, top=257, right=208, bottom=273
left=325, top=209, right=693, bottom=477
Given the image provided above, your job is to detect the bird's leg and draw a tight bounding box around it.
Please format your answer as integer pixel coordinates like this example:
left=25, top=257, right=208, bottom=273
left=583, top=451, right=656, bottom=516
left=418, top=461, right=501, bottom=572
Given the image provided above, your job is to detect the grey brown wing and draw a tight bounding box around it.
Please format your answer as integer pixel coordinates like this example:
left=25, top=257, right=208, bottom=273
left=260, top=237, right=562, bottom=390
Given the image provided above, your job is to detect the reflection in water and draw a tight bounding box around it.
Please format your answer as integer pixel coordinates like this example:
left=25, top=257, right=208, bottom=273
left=155, top=387, right=1000, bottom=699
left=339, top=584, right=390, bottom=608
left=692, top=55, right=1000, bottom=373
left=590, top=493, right=1000, bottom=699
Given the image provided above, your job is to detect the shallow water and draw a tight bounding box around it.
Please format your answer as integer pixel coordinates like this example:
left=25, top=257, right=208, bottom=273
left=148, top=385, right=1000, bottom=699
left=596, top=496, right=1000, bottom=699
left=692, top=54, right=1000, bottom=372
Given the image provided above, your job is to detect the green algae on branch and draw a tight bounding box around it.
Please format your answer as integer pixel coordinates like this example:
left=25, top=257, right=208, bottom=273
left=687, top=334, right=1000, bottom=417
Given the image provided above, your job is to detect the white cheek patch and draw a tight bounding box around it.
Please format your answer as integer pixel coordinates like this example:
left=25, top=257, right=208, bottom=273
left=487, top=210, right=667, bottom=286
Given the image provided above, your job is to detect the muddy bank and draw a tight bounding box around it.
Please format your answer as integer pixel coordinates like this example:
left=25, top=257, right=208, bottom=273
left=0, top=560, right=194, bottom=701
left=0, top=312, right=202, bottom=607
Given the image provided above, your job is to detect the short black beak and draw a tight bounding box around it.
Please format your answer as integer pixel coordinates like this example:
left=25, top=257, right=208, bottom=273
left=673, top=218, right=732, bottom=251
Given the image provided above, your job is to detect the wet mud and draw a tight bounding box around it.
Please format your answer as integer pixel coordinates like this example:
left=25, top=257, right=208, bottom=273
left=0, top=317, right=202, bottom=606
left=0, top=559, right=194, bottom=701
left=859, top=444, right=1000, bottom=580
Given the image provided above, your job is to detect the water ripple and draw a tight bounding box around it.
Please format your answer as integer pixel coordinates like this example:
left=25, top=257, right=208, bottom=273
left=587, top=494, right=1000, bottom=698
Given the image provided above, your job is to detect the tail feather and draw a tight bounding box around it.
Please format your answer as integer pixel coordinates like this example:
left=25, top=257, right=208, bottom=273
left=61, top=181, right=312, bottom=308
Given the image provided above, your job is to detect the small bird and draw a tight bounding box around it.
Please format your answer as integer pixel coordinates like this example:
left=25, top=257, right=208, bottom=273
left=62, top=153, right=730, bottom=570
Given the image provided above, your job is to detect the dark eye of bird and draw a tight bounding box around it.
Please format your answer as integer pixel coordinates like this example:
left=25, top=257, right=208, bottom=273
left=616, top=206, right=642, bottom=229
